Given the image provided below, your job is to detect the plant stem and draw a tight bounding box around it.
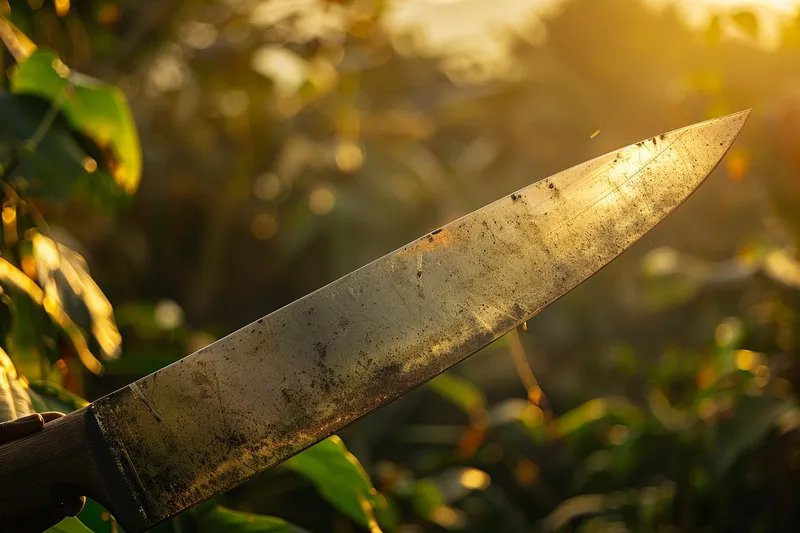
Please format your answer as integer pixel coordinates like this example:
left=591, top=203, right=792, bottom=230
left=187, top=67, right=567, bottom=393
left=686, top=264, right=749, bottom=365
left=0, top=92, right=64, bottom=233
left=0, top=176, right=52, bottom=235
left=24, top=92, right=64, bottom=154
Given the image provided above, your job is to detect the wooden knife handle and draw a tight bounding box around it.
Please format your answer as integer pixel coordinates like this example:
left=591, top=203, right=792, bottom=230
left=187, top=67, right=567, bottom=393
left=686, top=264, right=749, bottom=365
left=0, top=408, right=103, bottom=528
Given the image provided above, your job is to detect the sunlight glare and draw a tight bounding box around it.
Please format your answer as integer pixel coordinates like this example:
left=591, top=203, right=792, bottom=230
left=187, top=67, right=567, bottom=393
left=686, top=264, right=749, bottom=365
left=647, top=0, right=800, bottom=47
left=385, top=0, right=800, bottom=76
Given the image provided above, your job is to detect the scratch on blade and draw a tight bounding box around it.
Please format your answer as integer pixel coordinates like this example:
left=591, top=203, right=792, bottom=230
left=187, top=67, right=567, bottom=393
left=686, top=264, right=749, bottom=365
left=130, top=382, right=163, bottom=422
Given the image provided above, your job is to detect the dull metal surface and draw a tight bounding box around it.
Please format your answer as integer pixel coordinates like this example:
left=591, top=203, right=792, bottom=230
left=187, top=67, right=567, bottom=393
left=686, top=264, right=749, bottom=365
left=92, top=111, right=749, bottom=529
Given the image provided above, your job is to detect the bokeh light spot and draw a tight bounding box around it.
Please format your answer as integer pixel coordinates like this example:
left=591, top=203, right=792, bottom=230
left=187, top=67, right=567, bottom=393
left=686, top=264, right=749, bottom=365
left=83, top=157, right=98, bottom=173
left=154, top=299, right=184, bottom=330
left=514, top=459, right=539, bottom=486
left=51, top=58, right=70, bottom=78
left=725, top=147, right=751, bottom=181
left=309, top=185, right=336, bottom=215
left=253, top=173, right=282, bottom=201
left=430, top=506, right=463, bottom=529
left=459, top=467, right=491, bottom=490
left=218, top=89, right=249, bottom=117
left=54, top=0, right=69, bottom=17
left=735, top=349, right=759, bottom=372
left=1, top=206, right=16, bottom=225
left=754, top=364, right=770, bottom=386
left=182, top=21, right=218, bottom=49
left=251, top=213, right=278, bottom=240
left=607, top=424, right=630, bottom=445
left=335, top=140, right=364, bottom=173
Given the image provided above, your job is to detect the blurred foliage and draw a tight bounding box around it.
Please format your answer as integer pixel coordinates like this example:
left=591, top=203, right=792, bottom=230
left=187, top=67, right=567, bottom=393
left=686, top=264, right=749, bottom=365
left=1, top=0, right=800, bottom=531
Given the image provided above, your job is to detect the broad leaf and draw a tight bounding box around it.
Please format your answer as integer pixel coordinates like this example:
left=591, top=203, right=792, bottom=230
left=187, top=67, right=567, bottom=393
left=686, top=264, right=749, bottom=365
left=0, top=93, right=112, bottom=200
left=3, top=286, right=58, bottom=379
left=46, top=517, right=94, bottom=533
left=9, top=48, right=141, bottom=197
left=28, top=380, right=89, bottom=414
left=76, top=498, right=124, bottom=533
left=284, top=435, right=387, bottom=530
left=196, top=506, right=309, bottom=533
left=32, top=232, right=121, bottom=360
left=0, top=346, right=33, bottom=421
left=556, top=397, right=645, bottom=439
left=0, top=256, right=103, bottom=374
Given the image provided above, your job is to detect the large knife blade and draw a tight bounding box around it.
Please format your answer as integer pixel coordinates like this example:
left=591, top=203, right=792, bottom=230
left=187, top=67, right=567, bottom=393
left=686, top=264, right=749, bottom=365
left=0, top=111, right=749, bottom=531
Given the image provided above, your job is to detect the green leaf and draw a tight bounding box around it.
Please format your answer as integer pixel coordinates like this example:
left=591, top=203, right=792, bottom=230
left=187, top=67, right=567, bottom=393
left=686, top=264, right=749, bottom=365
left=427, top=373, right=485, bottom=415
left=3, top=286, right=58, bottom=379
left=410, top=478, right=445, bottom=519
left=196, top=506, right=309, bottom=533
left=10, top=49, right=141, bottom=197
left=556, top=397, right=644, bottom=438
left=0, top=256, right=104, bottom=375
left=32, top=232, right=121, bottom=361
left=28, top=380, right=89, bottom=413
left=0, top=93, right=110, bottom=200
left=46, top=517, right=95, bottom=533
left=284, top=435, right=386, bottom=529
left=76, top=499, right=125, bottom=533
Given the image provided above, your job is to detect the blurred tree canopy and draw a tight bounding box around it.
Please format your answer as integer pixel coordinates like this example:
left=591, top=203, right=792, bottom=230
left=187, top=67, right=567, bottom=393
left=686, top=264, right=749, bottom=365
left=1, top=0, right=800, bottom=531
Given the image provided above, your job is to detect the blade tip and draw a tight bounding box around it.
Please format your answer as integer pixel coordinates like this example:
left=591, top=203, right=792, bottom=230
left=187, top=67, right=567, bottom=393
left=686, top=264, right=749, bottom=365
left=732, top=108, right=752, bottom=120
left=706, top=108, right=751, bottom=147
left=724, top=108, right=752, bottom=127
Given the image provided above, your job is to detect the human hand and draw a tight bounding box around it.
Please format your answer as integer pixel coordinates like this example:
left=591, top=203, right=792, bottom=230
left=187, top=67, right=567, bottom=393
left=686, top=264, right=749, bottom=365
left=0, top=413, right=86, bottom=533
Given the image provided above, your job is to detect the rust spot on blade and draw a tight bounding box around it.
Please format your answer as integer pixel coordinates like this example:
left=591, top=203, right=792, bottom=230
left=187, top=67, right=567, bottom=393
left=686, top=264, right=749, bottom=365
left=397, top=226, right=457, bottom=258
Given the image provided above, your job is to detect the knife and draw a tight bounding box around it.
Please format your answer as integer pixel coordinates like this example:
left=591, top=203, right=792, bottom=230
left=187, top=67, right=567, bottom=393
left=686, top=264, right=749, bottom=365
left=0, top=110, right=749, bottom=531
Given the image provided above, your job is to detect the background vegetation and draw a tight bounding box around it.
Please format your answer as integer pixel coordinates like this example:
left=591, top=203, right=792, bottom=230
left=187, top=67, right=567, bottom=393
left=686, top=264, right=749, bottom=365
left=1, top=0, right=799, bottom=531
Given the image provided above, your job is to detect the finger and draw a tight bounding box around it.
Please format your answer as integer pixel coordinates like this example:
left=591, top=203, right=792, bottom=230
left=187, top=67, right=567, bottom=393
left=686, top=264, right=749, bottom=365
left=40, top=412, right=65, bottom=423
left=0, top=413, right=43, bottom=444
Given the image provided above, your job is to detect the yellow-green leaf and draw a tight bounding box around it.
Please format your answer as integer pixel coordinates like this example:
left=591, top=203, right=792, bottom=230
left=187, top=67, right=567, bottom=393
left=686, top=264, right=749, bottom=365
left=197, top=506, right=309, bottom=533
left=0, top=15, right=35, bottom=61
left=556, top=397, right=644, bottom=437
left=32, top=232, right=121, bottom=361
left=0, top=256, right=104, bottom=374
left=28, top=380, right=89, bottom=414
left=0, top=346, right=33, bottom=422
left=284, top=435, right=386, bottom=530
left=46, top=517, right=95, bottom=533
left=427, top=373, right=485, bottom=415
